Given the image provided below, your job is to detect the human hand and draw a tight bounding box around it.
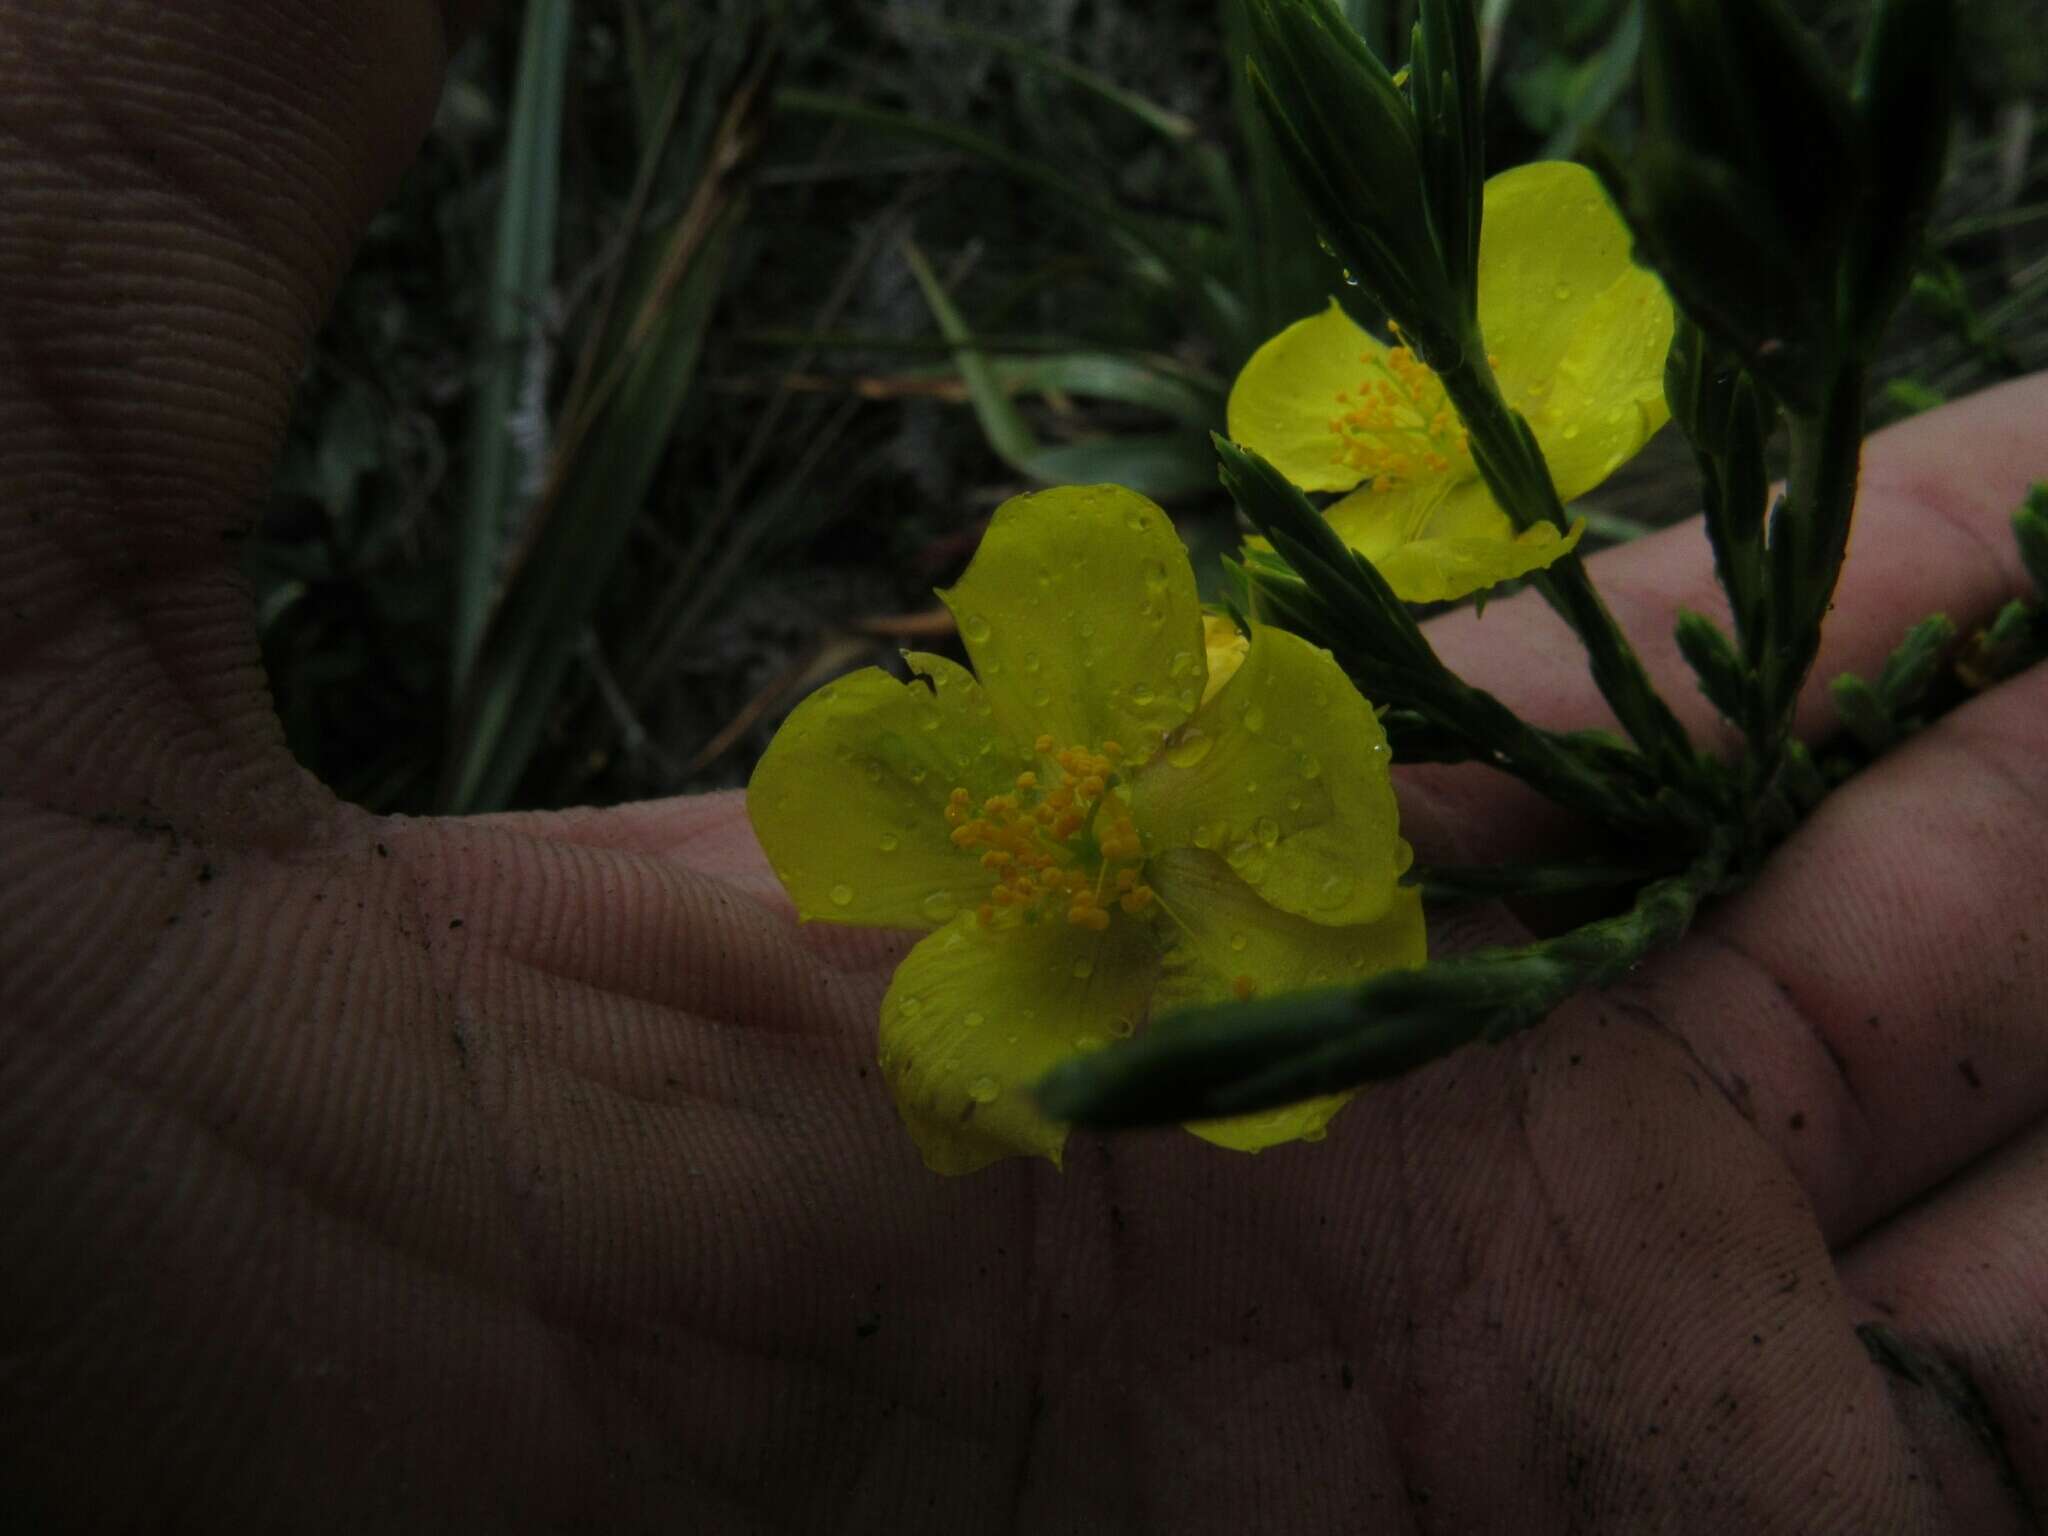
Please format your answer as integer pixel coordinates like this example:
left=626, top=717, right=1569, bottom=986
left=2, top=3, right=2043, bottom=1530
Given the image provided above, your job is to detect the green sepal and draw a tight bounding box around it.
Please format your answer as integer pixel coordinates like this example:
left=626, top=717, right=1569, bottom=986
left=2014, top=487, right=2048, bottom=603
left=1673, top=609, right=1751, bottom=726
left=1829, top=673, right=1897, bottom=757
left=1843, top=0, right=1956, bottom=350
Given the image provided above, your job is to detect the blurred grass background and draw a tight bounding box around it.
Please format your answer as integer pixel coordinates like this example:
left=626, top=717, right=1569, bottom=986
left=252, top=0, right=2048, bottom=815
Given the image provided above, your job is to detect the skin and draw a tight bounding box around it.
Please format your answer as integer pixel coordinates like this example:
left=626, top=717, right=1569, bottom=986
left=1, top=1, right=2043, bottom=1529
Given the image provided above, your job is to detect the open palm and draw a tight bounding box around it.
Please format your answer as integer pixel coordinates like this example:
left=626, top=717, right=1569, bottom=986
left=4, top=3, right=2043, bottom=1531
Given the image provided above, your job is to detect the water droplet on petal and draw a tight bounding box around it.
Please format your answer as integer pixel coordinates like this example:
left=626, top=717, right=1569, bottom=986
left=830, top=883, right=855, bottom=907
left=1125, top=508, right=1148, bottom=532
left=1109, top=1016, right=1134, bottom=1039
left=1072, top=956, right=1095, bottom=980
left=1072, top=1033, right=1105, bottom=1053
left=1130, top=682, right=1155, bottom=707
left=1240, top=704, right=1266, bottom=734
left=879, top=833, right=900, bottom=853
left=899, top=995, right=923, bottom=1019
left=1024, top=651, right=1041, bottom=673
left=1142, top=558, right=1169, bottom=591
left=1552, top=283, right=1573, bottom=301
left=962, top=1010, right=985, bottom=1030
left=1301, top=1124, right=1328, bottom=1143
left=1561, top=423, right=1581, bottom=440
left=1168, top=729, right=1213, bottom=769
left=968, top=1075, right=1000, bottom=1104
left=1229, top=932, right=1247, bottom=953
left=1297, top=751, right=1322, bottom=780
left=1256, top=816, right=1280, bottom=847
left=921, top=890, right=958, bottom=923
left=1314, top=873, right=1354, bottom=910
left=961, top=613, right=991, bottom=643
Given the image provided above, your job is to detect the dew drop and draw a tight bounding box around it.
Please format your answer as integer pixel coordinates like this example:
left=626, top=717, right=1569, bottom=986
left=1072, top=956, right=1095, bottom=980
left=961, top=613, right=991, bottom=643
left=1297, top=751, right=1322, bottom=780
left=1191, top=821, right=1220, bottom=850
left=1168, top=729, right=1213, bottom=769
left=1301, top=1124, right=1328, bottom=1143
left=962, top=1010, right=985, bottom=1030
left=899, top=995, right=923, bottom=1019
left=879, top=832, right=900, bottom=853
left=830, top=883, right=854, bottom=907
left=1256, top=816, right=1280, bottom=847
left=918, top=714, right=939, bottom=732
left=1033, top=688, right=1052, bottom=708
left=1314, top=873, right=1355, bottom=910
left=1109, top=1016, right=1134, bottom=1039
left=921, top=890, right=959, bottom=923
left=1169, top=651, right=1199, bottom=680
left=1130, top=681, right=1155, bottom=707
left=1286, top=795, right=1303, bottom=812
left=1240, top=703, right=1266, bottom=734
left=1079, top=619, right=1096, bottom=640
left=968, top=1075, right=1001, bottom=1104
left=1125, top=508, right=1148, bottom=532
left=1229, top=932, right=1247, bottom=953
left=1394, top=837, right=1415, bottom=876
left=1142, top=558, right=1169, bottom=591
left=1072, top=1033, right=1106, bottom=1053
left=1552, top=283, right=1573, bottom=301
left=1024, top=651, right=1041, bottom=673
left=1561, top=423, right=1581, bottom=440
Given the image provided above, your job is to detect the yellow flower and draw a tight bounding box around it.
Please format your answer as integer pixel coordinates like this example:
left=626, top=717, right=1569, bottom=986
left=1227, top=161, right=1675, bottom=602
left=747, top=484, right=1425, bottom=1174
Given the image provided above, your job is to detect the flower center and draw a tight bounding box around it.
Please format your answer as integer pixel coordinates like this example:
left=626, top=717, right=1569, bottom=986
left=1326, top=330, right=1471, bottom=492
left=947, top=735, right=1156, bottom=932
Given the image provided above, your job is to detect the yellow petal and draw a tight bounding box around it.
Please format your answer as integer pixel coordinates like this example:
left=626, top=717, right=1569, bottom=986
left=879, top=910, right=1160, bottom=1174
left=747, top=656, right=1032, bottom=929
left=1131, top=624, right=1402, bottom=926
left=1145, top=849, right=1426, bottom=1151
left=1199, top=613, right=1249, bottom=705
left=939, top=485, right=1206, bottom=766
left=1226, top=300, right=1381, bottom=494
left=1475, top=161, right=1675, bottom=502
left=1325, top=477, right=1587, bottom=604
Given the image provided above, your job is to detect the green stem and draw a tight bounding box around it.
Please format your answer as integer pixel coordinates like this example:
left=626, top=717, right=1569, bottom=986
left=1435, top=352, right=1701, bottom=783
left=1038, top=833, right=1734, bottom=1128
left=1762, top=366, right=1867, bottom=765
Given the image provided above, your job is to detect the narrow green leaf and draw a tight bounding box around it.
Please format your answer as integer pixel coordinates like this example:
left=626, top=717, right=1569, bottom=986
left=453, top=0, right=573, bottom=694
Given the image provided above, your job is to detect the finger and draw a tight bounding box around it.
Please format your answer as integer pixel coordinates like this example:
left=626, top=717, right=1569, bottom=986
left=1837, top=1119, right=2048, bottom=1526
left=1399, top=373, right=2047, bottom=862
left=2, top=2, right=458, bottom=826
left=1616, top=660, right=2048, bottom=1245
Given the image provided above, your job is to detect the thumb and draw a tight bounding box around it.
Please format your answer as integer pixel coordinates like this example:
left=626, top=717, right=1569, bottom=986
left=1, top=2, right=460, bottom=837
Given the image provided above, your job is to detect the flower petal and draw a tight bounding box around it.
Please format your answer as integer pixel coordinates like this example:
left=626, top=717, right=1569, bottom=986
left=1199, top=613, right=1249, bottom=705
left=939, top=485, right=1207, bottom=766
left=879, top=910, right=1160, bottom=1174
left=747, top=656, right=1032, bottom=929
left=1325, top=477, right=1587, bottom=603
left=1145, top=849, right=1426, bottom=1152
left=1131, top=624, right=1402, bottom=926
left=1475, top=161, right=1675, bottom=502
left=1226, top=300, right=1380, bottom=494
